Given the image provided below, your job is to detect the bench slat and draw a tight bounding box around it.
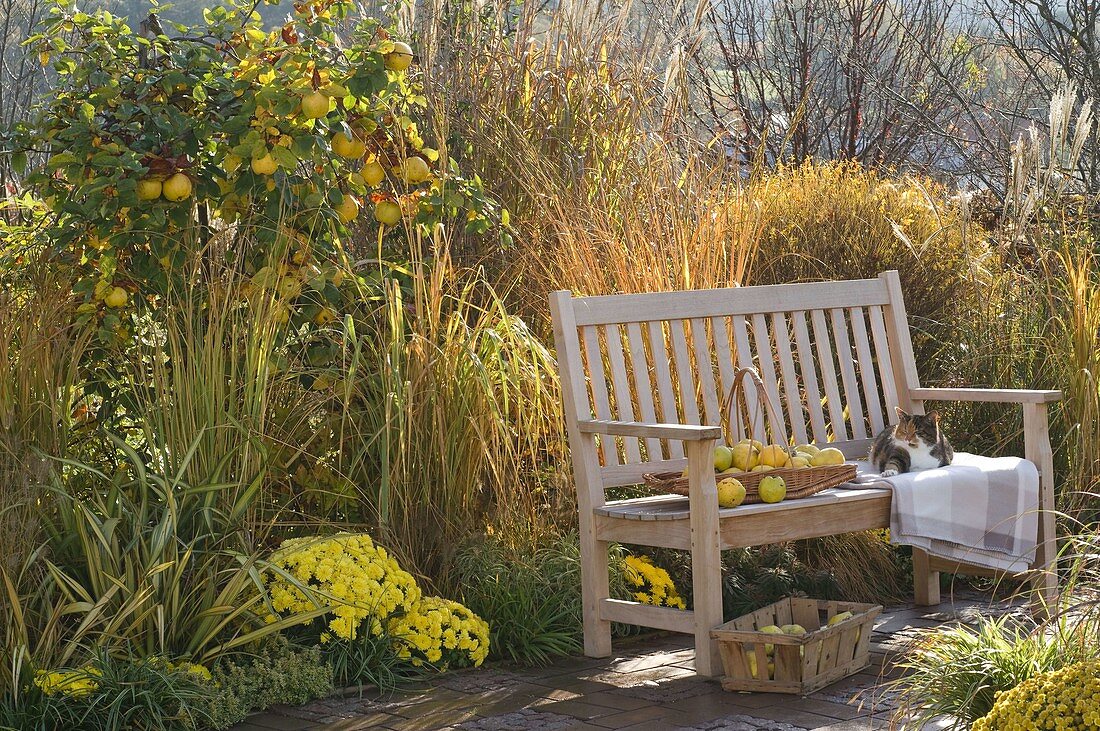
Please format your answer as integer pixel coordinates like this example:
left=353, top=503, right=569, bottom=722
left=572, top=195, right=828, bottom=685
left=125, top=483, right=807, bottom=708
left=849, top=307, right=885, bottom=434
left=812, top=309, right=848, bottom=442
left=831, top=308, right=867, bottom=440
left=627, top=321, right=661, bottom=460
left=752, top=312, right=787, bottom=440
left=712, top=316, right=739, bottom=441
left=582, top=325, right=617, bottom=465
left=773, top=311, right=809, bottom=445
left=669, top=320, right=702, bottom=428
left=604, top=323, right=641, bottom=463
left=792, top=310, right=829, bottom=444
left=571, top=279, right=890, bottom=326
left=647, top=320, right=683, bottom=459
left=731, top=315, right=767, bottom=443
left=868, top=305, right=901, bottom=417
left=692, top=318, right=723, bottom=428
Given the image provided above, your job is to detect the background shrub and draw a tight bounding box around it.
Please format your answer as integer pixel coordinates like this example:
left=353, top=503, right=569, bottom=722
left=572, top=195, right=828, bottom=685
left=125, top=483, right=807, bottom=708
left=200, top=638, right=334, bottom=731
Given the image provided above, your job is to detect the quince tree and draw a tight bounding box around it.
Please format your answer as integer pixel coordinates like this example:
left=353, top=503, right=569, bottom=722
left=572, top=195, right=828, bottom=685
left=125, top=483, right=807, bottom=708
left=15, top=0, right=502, bottom=344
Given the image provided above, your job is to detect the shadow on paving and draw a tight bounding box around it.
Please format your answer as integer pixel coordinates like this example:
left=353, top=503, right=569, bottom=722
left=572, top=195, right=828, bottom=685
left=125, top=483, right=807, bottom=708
left=233, top=592, right=1024, bottom=731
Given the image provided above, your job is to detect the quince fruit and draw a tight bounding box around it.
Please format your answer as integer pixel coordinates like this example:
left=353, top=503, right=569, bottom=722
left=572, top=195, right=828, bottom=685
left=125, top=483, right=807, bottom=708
left=374, top=200, right=402, bottom=226
left=362, top=160, right=386, bottom=187
left=162, top=173, right=192, bottom=202
left=730, top=442, right=759, bottom=471
left=757, top=444, right=791, bottom=468
left=828, top=611, right=854, bottom=626
left=332, top=131, right=366, bottom=159
left=104, top=287, right=128, bottom=308
left=384, top=41, right=414, bottom=72
left=301, top=90, right=330, bottom=119
left=811, top=447, right=846, bottom=466
left=758, top=625, right=783, bottom=654
left=757, top=475, right=786, bottom=503
left=136, top=177, right=162, bottom=201
left=717, top=477, right=746, bottom=508
left=713, top=445, right=734, bottom=472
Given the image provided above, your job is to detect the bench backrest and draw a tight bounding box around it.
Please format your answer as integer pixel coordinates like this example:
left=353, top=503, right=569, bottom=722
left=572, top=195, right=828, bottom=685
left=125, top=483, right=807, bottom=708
left=550, top=271, right=922, bottom=488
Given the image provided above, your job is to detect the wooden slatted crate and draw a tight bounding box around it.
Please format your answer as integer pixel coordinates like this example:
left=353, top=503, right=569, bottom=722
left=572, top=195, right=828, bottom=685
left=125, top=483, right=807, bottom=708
left=711, top=597, right=881, bottom=695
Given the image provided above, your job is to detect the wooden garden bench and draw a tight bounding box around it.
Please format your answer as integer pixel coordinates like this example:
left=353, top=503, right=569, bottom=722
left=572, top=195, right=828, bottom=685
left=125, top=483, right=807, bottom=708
left=550, top=271, right=1059, bottom=677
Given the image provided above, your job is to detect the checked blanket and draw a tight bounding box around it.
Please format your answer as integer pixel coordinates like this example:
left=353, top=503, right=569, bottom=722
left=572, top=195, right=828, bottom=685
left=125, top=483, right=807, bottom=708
left=845, top=452, right=1039, bottom=573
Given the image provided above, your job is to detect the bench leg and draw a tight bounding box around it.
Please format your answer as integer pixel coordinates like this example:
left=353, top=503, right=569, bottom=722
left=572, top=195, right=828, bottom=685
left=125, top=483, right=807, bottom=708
left=1024, top=403, right=1059, bottom=616
left=1029, top=489, right=1059, bottom=616
left=686, top=440, right=723, bottom=677
left=580, top=530, right=613, bottom=658
left=913, top=548, right=940, bottom=606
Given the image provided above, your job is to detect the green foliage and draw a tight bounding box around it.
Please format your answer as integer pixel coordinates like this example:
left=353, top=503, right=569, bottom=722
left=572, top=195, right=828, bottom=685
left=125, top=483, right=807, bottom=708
left=199, top=638, right=334, bottom=730
left=298, top=251, right=568, bottom=578
left=721, top=545, right=843, bottom=619
left=1, top=650, right=213, bottom=731
left=889, top=613, right=1100, bottom=728
left=451, top=532, right=586, bottom=666
left=450, top=532, right=660, bottom=666
left=32, top=432, right=315, bottom=667
left=321, top=631, right=405, bottom=692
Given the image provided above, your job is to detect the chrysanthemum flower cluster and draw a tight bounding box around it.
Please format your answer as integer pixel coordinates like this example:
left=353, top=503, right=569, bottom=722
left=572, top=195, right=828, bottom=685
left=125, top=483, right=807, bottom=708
left=34, top=667, right=100, bottom=698
left=267, top=533, right=489, bottom=669
left=33, top=658, right=212, bottom=698
left=623, top=555, right=686, bottom=609
left=268, top=533, right=422, bottom=642
left=387, top=596, right=490, bottom=669
left=973, top=660, right=1100, bottom=731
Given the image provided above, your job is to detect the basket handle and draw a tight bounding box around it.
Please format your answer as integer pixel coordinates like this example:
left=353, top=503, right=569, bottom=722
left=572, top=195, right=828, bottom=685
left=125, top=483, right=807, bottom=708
left=721, top=367, right=792, bottom=450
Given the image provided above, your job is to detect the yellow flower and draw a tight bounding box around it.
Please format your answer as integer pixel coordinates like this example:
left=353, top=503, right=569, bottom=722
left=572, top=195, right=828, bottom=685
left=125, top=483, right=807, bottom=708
left=623, top=555, right=686, bottom=609
left=34, top=666, right=101, bottom=698
left=974, top=661, right=1100, bottom=731
left=265, top=533, right=487, bottom=669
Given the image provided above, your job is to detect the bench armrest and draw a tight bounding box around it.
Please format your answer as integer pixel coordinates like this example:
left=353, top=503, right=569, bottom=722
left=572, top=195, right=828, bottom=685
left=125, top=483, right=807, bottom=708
left=576, top=420, right=722, bottom=441
left=910, top=387, right=1062, bottom=404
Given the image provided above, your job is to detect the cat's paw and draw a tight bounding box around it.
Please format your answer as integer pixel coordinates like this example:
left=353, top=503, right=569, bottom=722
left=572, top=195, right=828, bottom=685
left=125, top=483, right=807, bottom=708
left=881, top=469, right=899, bottom=477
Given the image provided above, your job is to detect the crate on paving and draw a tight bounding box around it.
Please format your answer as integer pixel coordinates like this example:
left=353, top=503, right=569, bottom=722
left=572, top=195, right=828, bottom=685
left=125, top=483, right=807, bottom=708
left=711, top=597, right=881, bottom=695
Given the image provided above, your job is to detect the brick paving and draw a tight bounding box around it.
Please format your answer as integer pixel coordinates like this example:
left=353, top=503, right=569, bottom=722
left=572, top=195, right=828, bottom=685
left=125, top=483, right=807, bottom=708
left=232, top=593, right=1024, bottom=731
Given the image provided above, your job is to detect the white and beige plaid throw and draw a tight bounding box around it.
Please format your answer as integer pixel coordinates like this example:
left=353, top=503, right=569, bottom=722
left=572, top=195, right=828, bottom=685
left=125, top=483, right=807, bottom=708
left=846, top=452, right=1039, bottom=573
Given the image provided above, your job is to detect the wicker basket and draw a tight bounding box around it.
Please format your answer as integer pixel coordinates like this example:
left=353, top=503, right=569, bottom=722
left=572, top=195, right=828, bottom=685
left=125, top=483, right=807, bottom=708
left=711, top=597, right=882, bottom=695
left=643, top=368, right=856, bottom=503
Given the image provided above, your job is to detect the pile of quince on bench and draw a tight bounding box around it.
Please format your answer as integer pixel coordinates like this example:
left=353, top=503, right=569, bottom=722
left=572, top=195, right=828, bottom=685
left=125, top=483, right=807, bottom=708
left=699, top=440, right=847, bottom=508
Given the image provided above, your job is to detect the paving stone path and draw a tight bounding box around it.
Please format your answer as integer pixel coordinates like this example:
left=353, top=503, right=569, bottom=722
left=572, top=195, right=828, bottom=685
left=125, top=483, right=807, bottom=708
left=234, top=592, right=1024, bottom=731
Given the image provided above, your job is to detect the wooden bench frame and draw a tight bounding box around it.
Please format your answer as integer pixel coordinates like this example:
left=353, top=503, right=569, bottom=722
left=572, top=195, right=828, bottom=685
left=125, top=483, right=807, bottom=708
left=550, top=271, right=1060, bottom=677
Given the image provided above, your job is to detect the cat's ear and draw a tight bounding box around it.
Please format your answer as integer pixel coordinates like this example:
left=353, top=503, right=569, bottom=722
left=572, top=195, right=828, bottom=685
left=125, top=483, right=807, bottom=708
left=928, top=410, right=940, bottom=423
left=894, top=406, right=909, bottom=421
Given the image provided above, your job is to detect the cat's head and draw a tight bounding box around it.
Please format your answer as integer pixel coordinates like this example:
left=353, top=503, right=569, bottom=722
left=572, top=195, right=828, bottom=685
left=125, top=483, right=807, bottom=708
left=893, top=407, right=940, bottom=447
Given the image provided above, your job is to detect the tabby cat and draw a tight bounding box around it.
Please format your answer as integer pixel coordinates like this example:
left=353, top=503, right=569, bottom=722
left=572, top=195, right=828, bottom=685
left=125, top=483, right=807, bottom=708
left=869, top=407, right=954, bottom=477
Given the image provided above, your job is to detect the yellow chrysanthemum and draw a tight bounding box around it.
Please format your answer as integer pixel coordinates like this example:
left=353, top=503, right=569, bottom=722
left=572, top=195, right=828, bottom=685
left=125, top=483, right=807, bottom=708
left=34, top=667, right=100, bottom=698
left=266, top=533, right=489, bottom=672
left=974, top=660, right=1100, bottom=731
left=387, top=596, right=490, bottom=669
left=623, top=555, right=686, bottom=610
left=266, top=532, right=422, bottom=641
